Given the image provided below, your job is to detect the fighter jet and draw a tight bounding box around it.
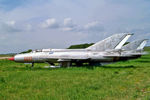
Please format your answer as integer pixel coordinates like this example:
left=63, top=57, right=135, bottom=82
left=104, top=39, right=148, bottom=61
left=8, top=33, right=133, bottom=67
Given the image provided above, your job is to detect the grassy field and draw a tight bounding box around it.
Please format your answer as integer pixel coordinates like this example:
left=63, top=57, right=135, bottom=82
left=0, top=54, right=14, bottom=57
left=0, top=53, right=150, bottom=100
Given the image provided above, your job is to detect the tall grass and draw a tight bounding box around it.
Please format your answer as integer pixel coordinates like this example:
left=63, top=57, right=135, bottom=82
left=0, top=53, right=150, bottom=100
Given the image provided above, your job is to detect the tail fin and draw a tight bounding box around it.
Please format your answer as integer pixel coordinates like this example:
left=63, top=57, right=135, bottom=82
left=86, top=33, right=133, bottom=51
left=122, top=39, right=148, bottom=51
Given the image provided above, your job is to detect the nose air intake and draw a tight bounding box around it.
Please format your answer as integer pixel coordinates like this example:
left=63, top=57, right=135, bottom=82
left=8, top=57, right=14, bottom=61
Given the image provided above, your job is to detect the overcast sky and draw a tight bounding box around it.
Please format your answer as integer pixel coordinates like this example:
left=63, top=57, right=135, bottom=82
left=0, top=0, right=150, bottom=54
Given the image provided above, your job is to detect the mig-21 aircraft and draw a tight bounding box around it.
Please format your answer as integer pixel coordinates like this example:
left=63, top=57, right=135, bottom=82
left=8, top=33, right=147, bottom=67
left=104, top=39, right=148, bottom=61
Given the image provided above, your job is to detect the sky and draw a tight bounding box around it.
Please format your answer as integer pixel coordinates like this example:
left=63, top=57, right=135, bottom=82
left=0, top=0, right=150, bottom=54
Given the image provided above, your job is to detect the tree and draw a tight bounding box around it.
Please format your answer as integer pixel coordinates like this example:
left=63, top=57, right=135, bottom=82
left=67, top=43, right=94, bottom=49
left=20, top=49, right=32, bottom=54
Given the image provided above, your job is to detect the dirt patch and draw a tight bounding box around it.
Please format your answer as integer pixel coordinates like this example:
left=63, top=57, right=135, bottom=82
left=0, top=57, right=11, bottom=60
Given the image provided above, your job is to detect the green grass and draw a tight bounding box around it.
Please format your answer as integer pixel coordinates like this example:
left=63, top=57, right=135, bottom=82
left=0, top=54, right=150, bottom=100
left=0, top=55, right=12, bottom=57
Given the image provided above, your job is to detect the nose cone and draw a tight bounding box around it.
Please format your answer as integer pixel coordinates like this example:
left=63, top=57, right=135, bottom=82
left=8, top=57, right=14, bottom=61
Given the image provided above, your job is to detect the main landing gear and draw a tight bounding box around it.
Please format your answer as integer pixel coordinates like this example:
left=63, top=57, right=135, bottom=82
left=31, top=63, right=34, bottom=68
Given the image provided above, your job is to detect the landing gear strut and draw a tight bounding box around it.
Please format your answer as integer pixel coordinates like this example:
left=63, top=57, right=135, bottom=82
left=59, top=62, right=71, bottom=67
left=89, top=62, right=101, bottom=66
left=76, top=62, right=83, bottom=66
left=31, top=63, right=34, bottom=68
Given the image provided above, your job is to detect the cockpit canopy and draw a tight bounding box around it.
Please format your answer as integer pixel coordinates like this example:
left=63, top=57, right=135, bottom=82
left=32, top=49, right=51, bottom=53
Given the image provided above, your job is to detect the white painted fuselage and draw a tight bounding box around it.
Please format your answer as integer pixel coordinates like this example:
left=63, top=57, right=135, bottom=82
left=14, top=49, right=115, bottom=63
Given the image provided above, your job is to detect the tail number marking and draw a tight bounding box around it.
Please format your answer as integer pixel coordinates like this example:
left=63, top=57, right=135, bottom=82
left=24, top=57, right=32, bottom=61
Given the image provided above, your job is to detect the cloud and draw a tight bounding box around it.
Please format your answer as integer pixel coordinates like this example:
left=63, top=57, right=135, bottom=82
left=0, top=20, right=21, bottom=33
left=0, top=0, right=150, bottom=54
left=62, top=18, right=77, bottom=31
left=84, top=21, right=104, bottom=32
left=62, top=27, right=73, bottom=31
left=25, top=24, right=32, bottom=31
left=62, top=18, right=104, bottom=32
left=6, top=20, right=16, bottom=26
left=41, top=18, right=59, bottom=29
left=40, top=18, right=79, bottom=31
left=63, top=18, right=75, bottom=27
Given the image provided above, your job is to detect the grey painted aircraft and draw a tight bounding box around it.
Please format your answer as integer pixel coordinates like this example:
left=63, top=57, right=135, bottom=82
left=104, top=39, right=148, bottom=61
left=8, top=33, right=147, bottom=67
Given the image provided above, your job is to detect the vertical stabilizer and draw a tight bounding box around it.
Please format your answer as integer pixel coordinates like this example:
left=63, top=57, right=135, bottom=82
left=86, top=33, right=133, bottom=51
left=122, top=39, right=148, bottom=51
left=137, top=39, right=148, bottom=50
